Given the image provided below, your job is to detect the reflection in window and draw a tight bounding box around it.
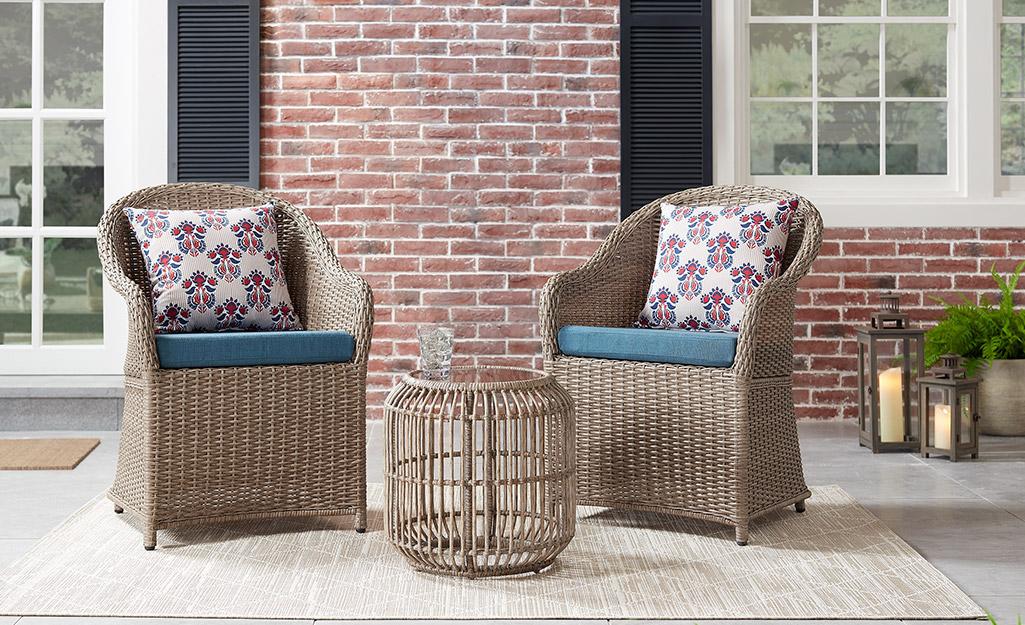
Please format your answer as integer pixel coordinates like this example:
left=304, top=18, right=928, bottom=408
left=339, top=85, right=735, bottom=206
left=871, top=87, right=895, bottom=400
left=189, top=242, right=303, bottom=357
left=749, top=1, right=950, bottom=176
left=44, top=2, right=104, bottom=109
left=0, top=238, right=30, bottom=346
left=43, top=120, right=104, bottom=227
left=0, top=3, right=32, bottom=109
left=42, top=238, right=103, bottom=346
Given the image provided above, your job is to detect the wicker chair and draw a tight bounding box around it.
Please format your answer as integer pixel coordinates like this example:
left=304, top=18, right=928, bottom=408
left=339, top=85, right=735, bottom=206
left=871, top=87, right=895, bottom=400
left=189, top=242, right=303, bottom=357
left=97, top=183, right=373, bottom=549
left=539, top=185, right=823, bottom=545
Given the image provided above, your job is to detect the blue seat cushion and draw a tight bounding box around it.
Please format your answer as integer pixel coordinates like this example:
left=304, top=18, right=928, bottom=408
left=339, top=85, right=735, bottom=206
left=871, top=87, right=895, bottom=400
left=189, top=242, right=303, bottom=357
left=557, top=325, right=737, bottom=368
left=155, top=330, right=355, bottom=369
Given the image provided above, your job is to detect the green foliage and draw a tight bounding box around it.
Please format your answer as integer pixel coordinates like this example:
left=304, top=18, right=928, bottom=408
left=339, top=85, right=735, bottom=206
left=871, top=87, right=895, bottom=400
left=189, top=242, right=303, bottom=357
left=924, top=261, right=1025, bottom=375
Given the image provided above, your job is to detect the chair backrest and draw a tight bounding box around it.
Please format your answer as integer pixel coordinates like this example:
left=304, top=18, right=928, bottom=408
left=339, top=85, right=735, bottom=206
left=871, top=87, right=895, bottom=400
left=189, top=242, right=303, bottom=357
left=624, top=184, right=818, bottom=281
left=98, top=182, right=310, bottom=301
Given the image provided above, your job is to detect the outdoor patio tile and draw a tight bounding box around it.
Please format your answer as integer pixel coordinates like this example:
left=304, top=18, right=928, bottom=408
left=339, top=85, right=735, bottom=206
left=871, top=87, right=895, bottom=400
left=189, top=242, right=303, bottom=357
left=0, top=538, right=36, bottom=571
left=14, top=614, right=311, bottom=618
left=972, top=595, right=1025, bottom=623
left=804, top=464, right=977, bottom=500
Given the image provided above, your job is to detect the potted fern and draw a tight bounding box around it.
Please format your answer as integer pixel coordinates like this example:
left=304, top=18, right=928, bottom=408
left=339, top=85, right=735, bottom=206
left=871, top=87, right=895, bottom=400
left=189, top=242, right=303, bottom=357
left=924, top=261, right=1025, bottom=435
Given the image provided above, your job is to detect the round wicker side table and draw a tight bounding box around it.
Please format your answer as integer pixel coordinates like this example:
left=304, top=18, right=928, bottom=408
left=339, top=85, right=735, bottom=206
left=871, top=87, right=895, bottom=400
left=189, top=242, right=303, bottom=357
left=383, top=366, right=576, bottom=578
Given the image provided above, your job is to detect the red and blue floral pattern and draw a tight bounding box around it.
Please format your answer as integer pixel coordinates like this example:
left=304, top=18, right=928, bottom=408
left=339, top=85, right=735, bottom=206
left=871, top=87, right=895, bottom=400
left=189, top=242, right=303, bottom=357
left=123, top=203, right=300, bottom=334
left=636, top=197, right=798, bottom=332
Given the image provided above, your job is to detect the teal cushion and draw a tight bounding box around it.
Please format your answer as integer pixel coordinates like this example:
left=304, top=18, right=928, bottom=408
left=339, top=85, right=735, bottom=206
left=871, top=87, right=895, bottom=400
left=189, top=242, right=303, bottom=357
left=557, top=325, right=737, bottom=367
left=155, top=330, right=355, bottom=369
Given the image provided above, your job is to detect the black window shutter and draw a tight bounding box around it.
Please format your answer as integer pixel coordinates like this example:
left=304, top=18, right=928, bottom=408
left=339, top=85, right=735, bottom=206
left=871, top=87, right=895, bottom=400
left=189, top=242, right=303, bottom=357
left=169, top=0, right=259, bottom=188
left=621, top=0, right=712, bottom=219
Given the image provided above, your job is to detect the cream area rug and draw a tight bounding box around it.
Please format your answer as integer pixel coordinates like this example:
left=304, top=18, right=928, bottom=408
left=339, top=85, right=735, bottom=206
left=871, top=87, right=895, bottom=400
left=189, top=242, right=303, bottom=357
left=0, top=484, right=982, bottom=620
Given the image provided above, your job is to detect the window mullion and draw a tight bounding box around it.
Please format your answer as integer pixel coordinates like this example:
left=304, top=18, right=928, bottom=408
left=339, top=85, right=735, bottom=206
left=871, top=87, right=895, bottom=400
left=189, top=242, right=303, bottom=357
left=31, top=0, right=43, bottom=349
left=811, top=21, right=818, bottom=176
left=879, top=20, right=887, bottom=177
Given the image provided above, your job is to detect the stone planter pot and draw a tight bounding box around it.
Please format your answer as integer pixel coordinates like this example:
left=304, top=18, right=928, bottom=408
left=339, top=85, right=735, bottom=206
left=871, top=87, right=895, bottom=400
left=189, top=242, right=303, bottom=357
left=978, top=359, right=1025, bottom=436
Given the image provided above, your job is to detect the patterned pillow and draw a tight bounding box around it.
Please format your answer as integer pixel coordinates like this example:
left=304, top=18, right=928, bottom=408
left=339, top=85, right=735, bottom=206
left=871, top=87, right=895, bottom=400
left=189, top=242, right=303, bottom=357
left=123, top=203, right=301, bottom=334
left=635, top=197, right=798, bottom=332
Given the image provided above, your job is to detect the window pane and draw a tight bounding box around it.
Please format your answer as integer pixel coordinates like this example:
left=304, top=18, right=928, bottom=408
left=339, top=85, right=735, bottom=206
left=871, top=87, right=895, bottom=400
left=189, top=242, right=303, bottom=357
left=886, top=24, right=947, bottom=97
left=819, top=24, right=880, bottom=97
left=0, top=2, right=32, bottom=109
left=751, top=102, right=813, bottom=175
left=0, top=237, right=30, bottom=345
left=1003, top=24, right=1025, bottom=98
left=1005, top=0, right=1025, bottom=17
left=42, top=238, right=102, bottom=345
left=886, top=102, right=947, bottom=175
left=888, top=0, right=948, bottom=16
left=0, top=121, right=31, bottom=227
left=752, top=0, right=813, bottom=16
left=819, top=0, right=880, bottom=16
left=44, top=2, right=103, bottom=109
left=43, top=120, right=104, bottom=227
left=750, top=24, right=813, bottom=97
left=819, top=102, right=880, bottom=175
left=1001, top=102, right=1025, bottom=175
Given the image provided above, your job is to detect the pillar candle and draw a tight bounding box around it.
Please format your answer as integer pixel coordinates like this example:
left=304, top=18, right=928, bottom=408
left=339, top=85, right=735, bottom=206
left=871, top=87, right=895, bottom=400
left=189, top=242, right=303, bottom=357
left=878, top=367, right=904, bottom=443
left=934, top=405, right=952, bottom=450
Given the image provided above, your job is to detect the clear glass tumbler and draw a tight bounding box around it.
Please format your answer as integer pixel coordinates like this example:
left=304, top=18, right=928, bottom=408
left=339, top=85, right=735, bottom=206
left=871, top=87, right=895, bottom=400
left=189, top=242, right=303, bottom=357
left=417, top=325, right=455, bottom=380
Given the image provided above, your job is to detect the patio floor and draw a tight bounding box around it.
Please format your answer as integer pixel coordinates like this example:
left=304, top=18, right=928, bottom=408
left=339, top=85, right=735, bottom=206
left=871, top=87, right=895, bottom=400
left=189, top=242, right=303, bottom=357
left=1, top=420, right=1022, bottom=625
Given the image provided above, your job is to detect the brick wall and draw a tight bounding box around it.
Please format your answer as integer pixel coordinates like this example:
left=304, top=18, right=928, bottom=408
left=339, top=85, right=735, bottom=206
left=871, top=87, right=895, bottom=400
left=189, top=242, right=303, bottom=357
left=258, top=1, right=1025, bottom=419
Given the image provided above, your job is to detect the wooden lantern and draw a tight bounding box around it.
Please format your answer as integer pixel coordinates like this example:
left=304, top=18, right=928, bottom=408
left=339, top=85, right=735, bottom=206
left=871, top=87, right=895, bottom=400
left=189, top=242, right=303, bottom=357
left=920, top=353, right=981, bottom=462
left=856, top=292, right=925, bottom=453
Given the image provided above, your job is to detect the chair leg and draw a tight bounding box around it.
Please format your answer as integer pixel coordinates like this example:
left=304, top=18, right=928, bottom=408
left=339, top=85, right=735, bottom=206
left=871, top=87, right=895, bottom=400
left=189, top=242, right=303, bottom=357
left=735, top=525, right=749, bottom=546
left=114, top=505, right=124, bottom=514
left=795, top=500, right=806, bottom=513
left=355, top=506, right=367, bottom=533
left=144, top=526, right=157, bottom=551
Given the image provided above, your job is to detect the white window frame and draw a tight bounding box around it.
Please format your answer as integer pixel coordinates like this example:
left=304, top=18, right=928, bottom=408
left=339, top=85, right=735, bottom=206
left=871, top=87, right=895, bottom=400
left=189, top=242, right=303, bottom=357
left=998, top=9, right=1025, bottom=194
left=0, top=0, right=158, bottom=374
left=715, top=0, right=1024, bottom=226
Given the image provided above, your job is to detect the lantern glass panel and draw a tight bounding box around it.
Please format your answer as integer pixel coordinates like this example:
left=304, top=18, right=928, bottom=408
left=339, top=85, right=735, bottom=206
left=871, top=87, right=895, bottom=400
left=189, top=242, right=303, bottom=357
left=870, top=337, right=920, bottom=443
left=957, top=390, right=974, bottom=445
left=925, top=385, right=953, bottom=450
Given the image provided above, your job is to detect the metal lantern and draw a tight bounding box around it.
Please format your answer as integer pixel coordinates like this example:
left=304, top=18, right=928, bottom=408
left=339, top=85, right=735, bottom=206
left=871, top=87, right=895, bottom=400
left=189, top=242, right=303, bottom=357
left=856, top=292, right=925, bottom=453
left=919, top=353, right=981, bottom=461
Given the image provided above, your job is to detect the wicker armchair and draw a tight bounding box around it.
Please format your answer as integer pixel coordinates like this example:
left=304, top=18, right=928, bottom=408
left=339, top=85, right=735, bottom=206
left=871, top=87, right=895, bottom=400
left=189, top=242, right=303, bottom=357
left=97, top=183, right=373, bottom=549
left=539, top=185, right=823, bottom=545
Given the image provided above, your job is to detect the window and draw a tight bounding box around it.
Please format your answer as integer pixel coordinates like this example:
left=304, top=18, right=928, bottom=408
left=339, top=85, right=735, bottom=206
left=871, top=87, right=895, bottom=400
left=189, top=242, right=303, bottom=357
left=1001, top=0, right=1025, bottom=176
left=746, top=0, right=953, bottom=185
left=0, top=0, right=131, bottom=374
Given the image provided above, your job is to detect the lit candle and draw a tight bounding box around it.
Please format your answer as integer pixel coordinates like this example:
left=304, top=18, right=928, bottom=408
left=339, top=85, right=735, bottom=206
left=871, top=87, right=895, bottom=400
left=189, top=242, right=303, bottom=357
left=878, top=367, right=904, bottom=443
left=934, top=405, right=952, bottom=450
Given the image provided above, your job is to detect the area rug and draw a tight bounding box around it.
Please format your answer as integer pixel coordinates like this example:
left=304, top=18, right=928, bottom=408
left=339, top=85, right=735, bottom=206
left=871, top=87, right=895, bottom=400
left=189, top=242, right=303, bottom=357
left=0, top=484, right=983, bottom=620
left=0, top=438, right=99, bottom=470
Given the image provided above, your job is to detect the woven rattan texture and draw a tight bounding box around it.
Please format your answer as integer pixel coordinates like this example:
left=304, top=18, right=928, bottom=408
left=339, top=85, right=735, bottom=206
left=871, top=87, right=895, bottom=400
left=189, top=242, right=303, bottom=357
left=97, top=183, right=374, bottom=549
left=383, top=366, right=576, bottom=578
left=539, top=185, right=824, bottom=544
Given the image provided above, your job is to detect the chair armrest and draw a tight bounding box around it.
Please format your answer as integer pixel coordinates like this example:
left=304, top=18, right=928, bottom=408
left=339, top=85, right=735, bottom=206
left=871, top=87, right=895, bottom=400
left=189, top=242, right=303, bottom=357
left=540, top=209, right=660, bottom=360
left=283, top=215, right=375, bottom=368
left=733, top=200, right=824, bottom=379
left=96, top=211, right=160, bottom=375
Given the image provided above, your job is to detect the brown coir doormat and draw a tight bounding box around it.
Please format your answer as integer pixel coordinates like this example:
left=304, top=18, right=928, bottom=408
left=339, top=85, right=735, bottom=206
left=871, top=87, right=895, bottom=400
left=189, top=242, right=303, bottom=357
left=0, top=439, right=100, bottom=470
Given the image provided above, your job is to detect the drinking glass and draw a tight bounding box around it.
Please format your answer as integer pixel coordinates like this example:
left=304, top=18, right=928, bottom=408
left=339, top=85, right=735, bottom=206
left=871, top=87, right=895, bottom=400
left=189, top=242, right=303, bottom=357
left=417, top=325, right=455, bottom=380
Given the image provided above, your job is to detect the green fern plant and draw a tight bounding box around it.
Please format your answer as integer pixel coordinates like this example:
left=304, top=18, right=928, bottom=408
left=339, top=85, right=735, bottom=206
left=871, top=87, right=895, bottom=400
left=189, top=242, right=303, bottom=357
left=924, top=261, right=1025, bottom=376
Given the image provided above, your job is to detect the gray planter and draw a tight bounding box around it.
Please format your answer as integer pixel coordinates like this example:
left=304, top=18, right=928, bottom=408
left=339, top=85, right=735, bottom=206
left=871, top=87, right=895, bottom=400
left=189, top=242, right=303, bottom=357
left=978, top=359, right=1025, bottom=436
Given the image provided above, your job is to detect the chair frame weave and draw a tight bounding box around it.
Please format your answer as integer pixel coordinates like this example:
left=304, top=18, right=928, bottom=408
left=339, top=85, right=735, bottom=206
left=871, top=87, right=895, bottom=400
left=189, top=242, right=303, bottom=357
left=97, top=183, right=373, bottom=549
left=539, top=185, right=823, bottom=544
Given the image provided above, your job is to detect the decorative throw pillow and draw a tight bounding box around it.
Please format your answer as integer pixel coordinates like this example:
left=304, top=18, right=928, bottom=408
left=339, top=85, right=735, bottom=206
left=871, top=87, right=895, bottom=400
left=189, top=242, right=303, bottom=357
left=123, top=203, right=301, bottom=334
left=635, top=197, right=798, bottom=332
